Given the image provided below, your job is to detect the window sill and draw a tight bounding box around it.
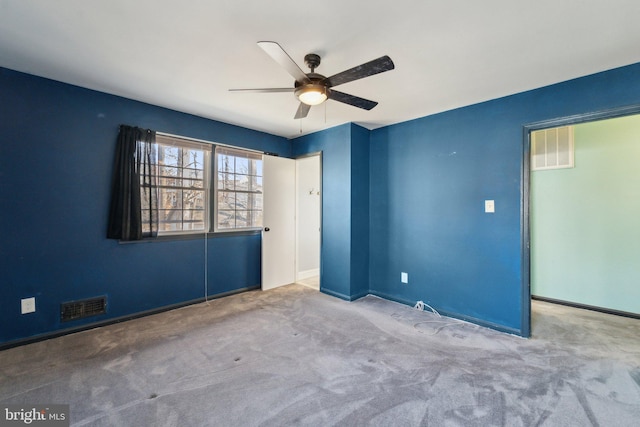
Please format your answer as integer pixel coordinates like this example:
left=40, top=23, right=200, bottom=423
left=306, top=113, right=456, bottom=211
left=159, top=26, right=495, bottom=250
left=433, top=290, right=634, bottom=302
left=118, top=229, right=261, bottom=244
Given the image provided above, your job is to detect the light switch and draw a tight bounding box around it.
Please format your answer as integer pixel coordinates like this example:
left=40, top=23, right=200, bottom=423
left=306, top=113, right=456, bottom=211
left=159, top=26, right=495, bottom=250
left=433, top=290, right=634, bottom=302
left=485, top=200, right=495, bottom=213
left=21, top=297, right=36, bottom=314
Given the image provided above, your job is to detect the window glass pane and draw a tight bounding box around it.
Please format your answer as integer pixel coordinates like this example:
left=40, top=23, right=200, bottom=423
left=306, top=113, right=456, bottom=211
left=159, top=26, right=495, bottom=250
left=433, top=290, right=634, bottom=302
left=160, top=189, right=182, bottom=209
left=159, top=165, right=180, bottom=178
left=141, top=191, right=152, bottom=210
left=159, top=176, right=182, bottom=187
left=250, top=194, right=263, bottom=210
left=217, top=210, right=235, bottom=229
left=183, top=189, right=204, bottom=210
left=183, top=210, right=205, bottom=231
left=159, top=146, right=180, bottom=167
left=159, top=209, right=183, bottom=231
left=235, top=193, right=248, bottom=209
left=182, top=178, right=203, bottom=189
left=235, top=211, right=249, bottom=228
left=183, top=168, right=203, bottom=180
left=218, top=173, right=234, bottom=190
left=182, top=149, right=203, bottom=169
left=236, top=174, right=249, bottom=191
left=251, top=210, right=263, bottom=227
left=218, top=191, right=236, bottom=210
left=184, top=210, right=205, bottom=221
left=250, top=176, right=262, bottom=192
left=183, top=221, right=204, bottom=231
left=141, top=210, right=151, bottom=230
left=218, top=154, right=234, bottom=173
left=250, top=159, right=262, bottom=176
left=236, top=157, right=249, bottom=174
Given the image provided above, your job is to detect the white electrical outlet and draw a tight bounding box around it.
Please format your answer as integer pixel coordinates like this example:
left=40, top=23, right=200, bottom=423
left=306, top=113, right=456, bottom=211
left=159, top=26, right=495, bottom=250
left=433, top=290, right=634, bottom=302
left=401, top=272, right=408, bottom=283
left=21, top=297, right=36, bottom=314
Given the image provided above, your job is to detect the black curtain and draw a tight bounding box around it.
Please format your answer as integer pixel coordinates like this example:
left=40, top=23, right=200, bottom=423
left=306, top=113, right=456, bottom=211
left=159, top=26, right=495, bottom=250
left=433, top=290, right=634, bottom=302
left=107, top=125, right=158, bottom=241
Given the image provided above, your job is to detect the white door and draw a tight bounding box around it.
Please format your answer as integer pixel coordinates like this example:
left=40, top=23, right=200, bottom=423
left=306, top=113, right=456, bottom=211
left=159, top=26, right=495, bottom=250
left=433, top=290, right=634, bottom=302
left=262, top=155, right=296, bottom=290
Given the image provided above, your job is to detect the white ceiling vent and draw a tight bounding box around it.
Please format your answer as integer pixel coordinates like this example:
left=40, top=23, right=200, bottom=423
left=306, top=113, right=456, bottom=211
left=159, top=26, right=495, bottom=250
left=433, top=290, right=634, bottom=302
left=531, top=126, right=574, bottom=171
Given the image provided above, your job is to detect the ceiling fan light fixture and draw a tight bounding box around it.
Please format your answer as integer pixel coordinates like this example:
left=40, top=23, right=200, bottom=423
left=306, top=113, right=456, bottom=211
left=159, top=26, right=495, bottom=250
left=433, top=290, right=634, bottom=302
left=296, top=84, right=327, bottom=106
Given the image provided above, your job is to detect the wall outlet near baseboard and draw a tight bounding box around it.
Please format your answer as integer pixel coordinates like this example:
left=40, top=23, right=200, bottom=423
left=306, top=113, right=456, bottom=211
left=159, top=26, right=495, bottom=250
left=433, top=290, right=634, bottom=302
left=401, top=272, right=408, bottom=283
left=21, top=297, right=36, bottom=314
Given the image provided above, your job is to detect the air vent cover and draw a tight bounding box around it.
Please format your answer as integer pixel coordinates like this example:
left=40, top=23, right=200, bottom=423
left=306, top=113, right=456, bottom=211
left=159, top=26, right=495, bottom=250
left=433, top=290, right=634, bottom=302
left=61, top=296, right=107, bottom=322
left=531, top=126, right=575, bottom=171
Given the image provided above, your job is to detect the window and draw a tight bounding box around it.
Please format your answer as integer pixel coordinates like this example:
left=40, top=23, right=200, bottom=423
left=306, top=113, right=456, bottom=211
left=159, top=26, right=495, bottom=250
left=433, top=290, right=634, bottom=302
left=139, top=134, right=262, bottom=236
left=149, top=134, right=211, bottom=234
left=215, top=147, right=263, bottom=230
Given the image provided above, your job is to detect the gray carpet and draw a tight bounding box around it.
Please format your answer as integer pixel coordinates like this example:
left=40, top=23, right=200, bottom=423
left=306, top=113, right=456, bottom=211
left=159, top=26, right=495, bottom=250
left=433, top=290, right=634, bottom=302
left=1, top=285, right=639, bottom=426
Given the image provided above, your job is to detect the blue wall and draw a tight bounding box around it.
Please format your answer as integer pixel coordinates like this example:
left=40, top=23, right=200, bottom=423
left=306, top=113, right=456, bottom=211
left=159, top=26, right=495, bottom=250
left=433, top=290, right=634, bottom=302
left=291, top=123, right=370, bottom=301
left=369, top=62, right=640, bottom=335
left=349, top=124, right=370, bottom=299
left=292, top=124, right=353, bottom=299
left=0, top=68, right=289, bottom=345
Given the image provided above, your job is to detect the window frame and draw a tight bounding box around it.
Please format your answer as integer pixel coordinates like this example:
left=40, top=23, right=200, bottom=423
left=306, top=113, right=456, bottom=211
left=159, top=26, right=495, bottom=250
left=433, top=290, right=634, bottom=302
left=153, top=134, right=212, bottom=236
left=213, top=146, right=264, bottom=232
left=137, top=133, right=265, bottom=239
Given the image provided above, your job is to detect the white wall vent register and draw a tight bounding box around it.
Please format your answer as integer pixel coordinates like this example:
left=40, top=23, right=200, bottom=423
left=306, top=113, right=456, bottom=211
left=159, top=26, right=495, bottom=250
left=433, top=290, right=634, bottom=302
left=531, top=126, right=574, bottom=171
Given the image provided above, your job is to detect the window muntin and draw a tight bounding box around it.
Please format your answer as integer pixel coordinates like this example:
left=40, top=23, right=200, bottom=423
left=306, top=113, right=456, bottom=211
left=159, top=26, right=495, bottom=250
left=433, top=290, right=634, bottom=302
left=215, top=147, right=263, bottom=230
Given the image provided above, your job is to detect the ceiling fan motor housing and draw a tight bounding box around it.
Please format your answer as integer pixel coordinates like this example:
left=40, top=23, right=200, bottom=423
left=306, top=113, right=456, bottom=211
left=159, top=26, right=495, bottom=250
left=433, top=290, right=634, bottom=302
left=304, top=53, right=321, bottom=72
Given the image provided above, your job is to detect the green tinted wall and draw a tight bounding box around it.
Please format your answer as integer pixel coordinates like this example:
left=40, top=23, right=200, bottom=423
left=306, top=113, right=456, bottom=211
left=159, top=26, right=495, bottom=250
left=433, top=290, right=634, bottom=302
left=531, top=114, right=640, bottom=314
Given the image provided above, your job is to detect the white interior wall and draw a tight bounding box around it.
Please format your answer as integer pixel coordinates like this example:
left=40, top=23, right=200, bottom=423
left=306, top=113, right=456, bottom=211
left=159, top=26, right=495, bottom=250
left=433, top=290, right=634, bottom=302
left=295, top=155, right=321, bottom=280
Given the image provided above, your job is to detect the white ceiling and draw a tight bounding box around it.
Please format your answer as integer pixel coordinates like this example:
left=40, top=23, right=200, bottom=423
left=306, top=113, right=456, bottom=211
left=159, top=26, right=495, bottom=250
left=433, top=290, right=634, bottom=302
left=1, top=1, right=639, bottom=139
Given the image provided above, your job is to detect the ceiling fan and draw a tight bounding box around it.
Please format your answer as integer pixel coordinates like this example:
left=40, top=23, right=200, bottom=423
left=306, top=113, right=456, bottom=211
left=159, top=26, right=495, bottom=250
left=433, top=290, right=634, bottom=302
left=229, top=41, right=395, bottom=119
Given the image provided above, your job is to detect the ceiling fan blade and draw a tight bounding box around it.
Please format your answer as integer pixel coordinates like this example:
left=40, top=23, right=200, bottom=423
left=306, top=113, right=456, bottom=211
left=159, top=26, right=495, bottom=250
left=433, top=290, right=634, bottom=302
left=328, top=90, right=378, bottom=110
left=229, top=88, right=294, bottom=93
left=294, top=102, right=311, bottom=119
left=325, top=55, right=394, bottom=88
left=258, top=41, right=311, bottom=84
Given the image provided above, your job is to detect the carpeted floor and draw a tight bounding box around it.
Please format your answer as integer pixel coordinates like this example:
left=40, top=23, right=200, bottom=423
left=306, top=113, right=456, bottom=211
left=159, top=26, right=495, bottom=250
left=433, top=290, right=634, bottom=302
left=1, top=284, right=639, bottom=426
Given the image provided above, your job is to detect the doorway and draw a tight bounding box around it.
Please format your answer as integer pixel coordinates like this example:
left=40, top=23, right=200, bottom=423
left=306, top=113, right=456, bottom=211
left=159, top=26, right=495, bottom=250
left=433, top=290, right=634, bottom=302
left=523, top=107, right=640, bottom=336
left=295, top=153, right=322, bottom=290
left=261, top=153, right=322, bottom=291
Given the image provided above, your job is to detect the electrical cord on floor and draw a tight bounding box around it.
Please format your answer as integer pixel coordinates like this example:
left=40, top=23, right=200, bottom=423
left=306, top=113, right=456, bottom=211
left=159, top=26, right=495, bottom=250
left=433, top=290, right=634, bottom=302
left=414, top=300, right=441, bottom=317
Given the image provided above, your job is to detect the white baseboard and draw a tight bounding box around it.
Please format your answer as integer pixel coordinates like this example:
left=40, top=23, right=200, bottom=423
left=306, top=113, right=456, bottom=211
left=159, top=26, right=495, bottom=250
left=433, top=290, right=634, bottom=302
left=297, top=268, right=319, bottom=281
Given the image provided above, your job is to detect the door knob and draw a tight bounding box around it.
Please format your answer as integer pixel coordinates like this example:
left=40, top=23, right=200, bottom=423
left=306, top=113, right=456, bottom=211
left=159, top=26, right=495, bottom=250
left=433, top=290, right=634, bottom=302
left=264, top=227, right=270, bottom=232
